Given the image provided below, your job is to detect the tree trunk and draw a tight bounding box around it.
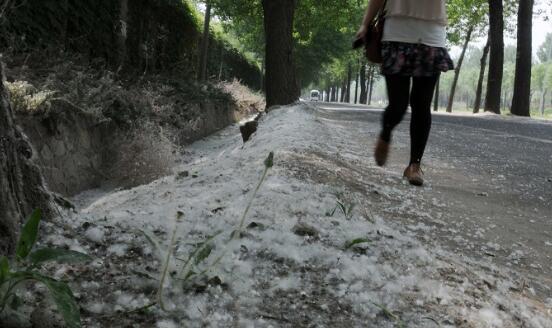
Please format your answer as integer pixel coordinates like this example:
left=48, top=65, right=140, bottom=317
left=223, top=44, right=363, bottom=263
left=359, top=63, right=367, bottom=104
left=510, top=0, right=534, bottom=117
left=218, top=44, right=224, bottom=81
left=345, top=63, right=352, bottom=103
left=368, top=69, right=374, bottom=105
left=434, top=75, right=440, bottom=112
left=116, top=0, right=129, bottom=72
left=540, top=89, right=547, bottom=115
left=340, top=80, right=346, bottom=102
left=198, top=2, right=212, bottom=82
left=262, top=0, right=299, bottom=108
left=474, top=35, right=490, bottom=113
left=447, top=26, right=473, bottom=113
left=260, top=55, right=265, bottom=92
left=354, top=68, right=359, bottom=104
left=331, top=86, right=336, bottom=102
left=62, top=0, right=69, bottom=51
left=484, top=0, right=504, bottom=114
left=0, top=63, right=53, bottom=255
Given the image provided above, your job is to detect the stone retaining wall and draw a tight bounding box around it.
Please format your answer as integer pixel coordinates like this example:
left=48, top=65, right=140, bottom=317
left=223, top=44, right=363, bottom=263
left=17, top=99, right=243, bottom=196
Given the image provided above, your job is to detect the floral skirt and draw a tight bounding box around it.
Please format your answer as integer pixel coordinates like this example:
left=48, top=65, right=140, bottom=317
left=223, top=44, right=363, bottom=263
left=381, top=41, right=454, bottom=77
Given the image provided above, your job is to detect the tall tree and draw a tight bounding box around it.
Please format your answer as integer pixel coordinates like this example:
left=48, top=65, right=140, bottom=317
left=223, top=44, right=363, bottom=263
left=345, top=62, right=352, bottom=103
left=198, top=1, right=212, bottom=81
left=340, top=80, right=346, bottom=102
left=0, top=63, right=53, bottom=255
left=532, top=63, right=550, bottom=115
left=446, top=0, right=487, bottom=113
left=368, top=68, right=375, bottom=105
left=359, top=63, right=367, bottom=104
left=474, top=35, right=491, bottom=113
left=484, top=0, right=505, bottom=114
left=447, top=26, right=474, bottom=112
left=116, top=0, right=129, bottom=72
left=354, top=67, right=359, bottom=104
left=537, top=33, right=552, bottom=63
left=510, top=0, right=534, bottom=117
left=262, top=0, right=299, bottom=107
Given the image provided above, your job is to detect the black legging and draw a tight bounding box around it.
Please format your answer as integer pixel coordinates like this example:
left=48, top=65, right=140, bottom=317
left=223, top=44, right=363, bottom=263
left=380, top=74, right=439, bottom=165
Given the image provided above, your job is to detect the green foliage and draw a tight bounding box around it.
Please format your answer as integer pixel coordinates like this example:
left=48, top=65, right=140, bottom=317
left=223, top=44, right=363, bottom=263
left=446, top=0, right=491, bottom=46
left=1, top=0, right=261, bottom=89
left=344, top=238, right=371, bottom=250
left=15, top=209, right=42, bottom=261
left=538, top=33, right=552, bottom=63
left=0, top=210, right=91, bottom=328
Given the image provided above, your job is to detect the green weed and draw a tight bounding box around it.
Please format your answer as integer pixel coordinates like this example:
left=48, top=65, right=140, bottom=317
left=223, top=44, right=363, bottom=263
left=0, top=209, right=92, bottom=328
left=326, top=198, right=355, bottom=219
left=343, top=238, right=371, bottom=250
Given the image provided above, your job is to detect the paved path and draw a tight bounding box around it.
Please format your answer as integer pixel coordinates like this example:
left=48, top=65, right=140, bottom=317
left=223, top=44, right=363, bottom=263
left=314, top=102, right=552, bottom=300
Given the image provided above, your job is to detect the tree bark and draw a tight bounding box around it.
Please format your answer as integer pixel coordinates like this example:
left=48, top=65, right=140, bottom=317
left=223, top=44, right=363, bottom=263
left=359, top=63, right=367, bottom=104
left=0, top=63, right=53, bottom=255
left=510, top=0, right=534, bottom=117
left=259, top=55, right=265, bottom=92
left=484, top=0, right=504, bottom=114
left=368, top=69, right=374, bottom=105
left=198, top=1, right=212, bottom=82
left=447, top=26, right=473, bottom=113
left=540, top=89, right=547, bottom=115
left=434, top=75, right=440, bottom=112
left=340, top=80, right=346, bottom=102
left=116, top=0, right=129, bottom=72
left=474, top=35, right=491, bottom=113
left=354, top=68, right=359, bottom=104
left=218, top=44, right=224, bottom=81
left=345, top=63, right=352, bottom=103
left=262, top=0, right=299, bottom=108
left=62, top=0, right=69, bottom=51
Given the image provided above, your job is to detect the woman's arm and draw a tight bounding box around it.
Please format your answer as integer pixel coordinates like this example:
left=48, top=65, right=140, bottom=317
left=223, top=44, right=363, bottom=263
left=356, top=0, right=386, bottom=38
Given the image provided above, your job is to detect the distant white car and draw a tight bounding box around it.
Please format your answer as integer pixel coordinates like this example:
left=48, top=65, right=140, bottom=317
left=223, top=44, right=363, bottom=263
left=310, top=90, right=320, bottom=102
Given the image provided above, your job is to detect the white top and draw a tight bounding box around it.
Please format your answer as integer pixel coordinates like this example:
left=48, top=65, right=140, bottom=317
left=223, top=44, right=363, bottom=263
left=382, top=16, right=446, bottom=47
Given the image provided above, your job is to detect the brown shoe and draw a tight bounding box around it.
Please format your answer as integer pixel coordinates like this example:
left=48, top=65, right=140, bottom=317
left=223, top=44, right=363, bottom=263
left=403, top=163, right=424, bottom=186
left=374, top=138, right=390, bottom=166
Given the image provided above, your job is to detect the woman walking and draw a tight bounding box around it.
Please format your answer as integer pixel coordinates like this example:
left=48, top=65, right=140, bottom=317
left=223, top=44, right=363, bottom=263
left=357, top=0, right=453, bottom=186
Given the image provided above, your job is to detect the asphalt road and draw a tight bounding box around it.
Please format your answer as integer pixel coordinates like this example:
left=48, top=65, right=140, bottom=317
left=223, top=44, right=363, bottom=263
left=313, top=102, right=552, bottom=299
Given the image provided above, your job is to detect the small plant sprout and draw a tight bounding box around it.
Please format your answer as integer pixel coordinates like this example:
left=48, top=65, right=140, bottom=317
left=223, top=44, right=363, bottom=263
left=0, top=209, right=92, bottom=328
left=344, top=238, right=371, bottom=250
left=157, top=211, right=183, bottom=312
left=236, top=151, right=274, bottom=234
left=179, top=152, right=275, bottom=284
left=140, top=152, right=276, bottom=310
left=326, top=199, right=355, bottom=219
